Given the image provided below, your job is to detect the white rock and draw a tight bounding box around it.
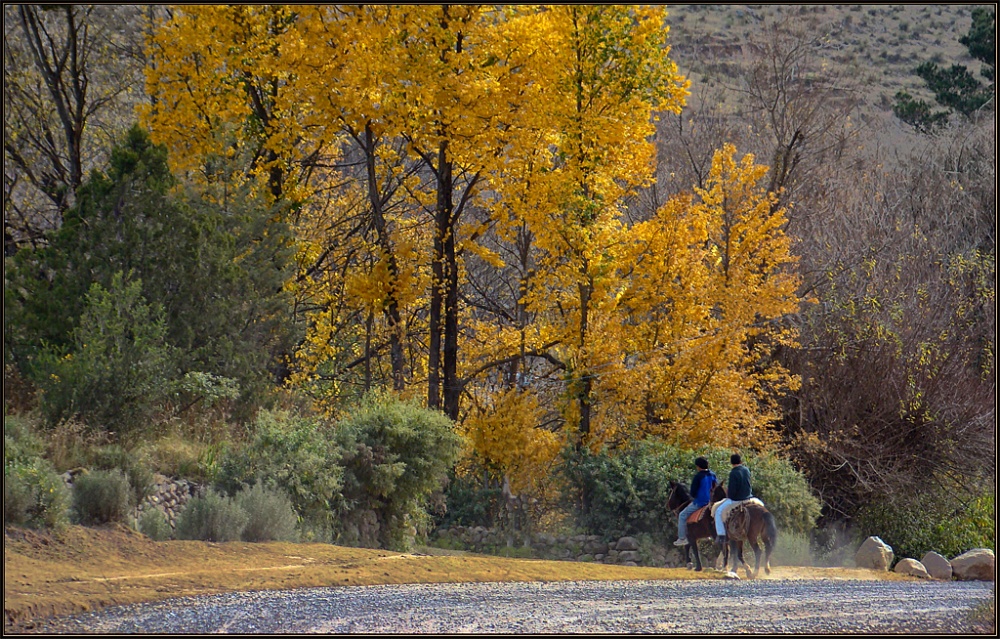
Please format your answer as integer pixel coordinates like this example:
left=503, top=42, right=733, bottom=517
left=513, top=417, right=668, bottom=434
left=894, top=558, right=930, bottom=579
left=920, top=551, right=952, bottom=580
left=855, top=536, right=894, bottom=571
left=951, top=548, right=995, bottom=581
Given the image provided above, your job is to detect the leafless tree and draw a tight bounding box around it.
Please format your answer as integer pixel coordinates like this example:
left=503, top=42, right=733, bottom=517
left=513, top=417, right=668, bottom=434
left=3, top=5, right=154, bottom=255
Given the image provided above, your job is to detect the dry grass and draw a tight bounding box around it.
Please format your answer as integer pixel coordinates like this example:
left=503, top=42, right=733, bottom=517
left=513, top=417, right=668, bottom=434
left=4, top=524, right=914, bottom=631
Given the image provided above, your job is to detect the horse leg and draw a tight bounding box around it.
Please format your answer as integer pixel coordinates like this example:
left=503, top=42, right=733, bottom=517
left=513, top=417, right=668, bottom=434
left=727, top=538, right=738, bottom=573
left=691, top=539, right=702, bottom=572
left=737, top=541, right=752, bottom=579
left=748, top=537, right=762, bottom=579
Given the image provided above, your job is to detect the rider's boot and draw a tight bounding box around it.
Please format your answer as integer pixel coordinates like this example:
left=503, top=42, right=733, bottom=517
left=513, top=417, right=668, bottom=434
left=715, top=534, right=727, bottom=548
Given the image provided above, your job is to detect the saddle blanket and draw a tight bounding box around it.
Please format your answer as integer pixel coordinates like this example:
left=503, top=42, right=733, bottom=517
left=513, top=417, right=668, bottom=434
left=686, top=506, right=710, bottom=524
left=711, top=498, right=765, bottom=521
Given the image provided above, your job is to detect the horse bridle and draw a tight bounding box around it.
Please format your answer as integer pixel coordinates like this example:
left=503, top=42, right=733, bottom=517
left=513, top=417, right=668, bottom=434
left=668, top=486, right=690, bottom=516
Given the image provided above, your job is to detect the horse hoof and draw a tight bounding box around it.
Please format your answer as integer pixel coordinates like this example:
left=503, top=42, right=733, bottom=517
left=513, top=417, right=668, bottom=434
left=694, top=566, right=703, bottom=572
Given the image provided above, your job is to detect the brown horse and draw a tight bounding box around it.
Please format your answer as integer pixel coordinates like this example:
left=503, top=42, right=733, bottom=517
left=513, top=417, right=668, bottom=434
left=666, top=480, right=726, bottom=572
left=715, top=489, right=778, bottom=579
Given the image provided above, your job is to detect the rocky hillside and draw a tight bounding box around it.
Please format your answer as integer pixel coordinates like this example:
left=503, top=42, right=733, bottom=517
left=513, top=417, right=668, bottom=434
left=663, top=4, right=990, bottom=119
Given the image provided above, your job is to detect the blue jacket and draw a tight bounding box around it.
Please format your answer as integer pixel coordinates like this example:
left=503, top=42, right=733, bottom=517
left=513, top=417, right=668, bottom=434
left=727, top=464, right=752, bottom=501
left=690, top=469, right=718, bottom=507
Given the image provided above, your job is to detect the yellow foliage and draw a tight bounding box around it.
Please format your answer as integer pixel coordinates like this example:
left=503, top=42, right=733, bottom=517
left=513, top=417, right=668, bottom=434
left=459, top=388, right=563, bottom=495
left=144, top=6, right=800, bottom=476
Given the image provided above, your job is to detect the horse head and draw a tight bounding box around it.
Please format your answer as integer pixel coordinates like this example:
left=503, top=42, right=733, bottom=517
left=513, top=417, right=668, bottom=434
left=666, top=480, right=690, bottom=513
left=710, top=481, right=727, bottom=506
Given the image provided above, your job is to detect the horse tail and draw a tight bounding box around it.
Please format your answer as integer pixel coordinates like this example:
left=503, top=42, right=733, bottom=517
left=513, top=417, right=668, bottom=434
left=763, top=510, right=778, bottom=549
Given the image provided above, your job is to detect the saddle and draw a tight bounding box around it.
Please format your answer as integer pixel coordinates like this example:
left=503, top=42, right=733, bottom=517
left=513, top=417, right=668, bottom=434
left=726, top=499, right=767, bottom=539
left=686, top=505, right=710, bottom=524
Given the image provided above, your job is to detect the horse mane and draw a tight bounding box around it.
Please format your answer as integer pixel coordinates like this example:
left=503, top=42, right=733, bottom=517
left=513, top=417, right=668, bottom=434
left=671, top=480, right=691, bottom=501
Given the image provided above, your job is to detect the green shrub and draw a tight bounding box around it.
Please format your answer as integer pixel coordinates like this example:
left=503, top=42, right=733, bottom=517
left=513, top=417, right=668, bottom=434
left=557, top=439, right=822, bottom=541
left=88, top=444, right=155, bottom=507
left=31, top=273, right=176, bottom=437
left=4, top=458, right=72, bottom=530
left=174, top=488, right=247, bottom=541
left=436, top=469, right=503, bottom=529
left=4, top=415, right=46, bottom=466
left=215, top=410, right=343, bottom=538
left=744, top=451, right=823, bottom=536
left=856, top=488, right=995, bottom=562
left=334, top=391, right=463, bottom=550
left=235, top=483, right=299, bottom=542
left=72, top=469, right=132, bottom=525
left=138, top=508, right=172, bottom=541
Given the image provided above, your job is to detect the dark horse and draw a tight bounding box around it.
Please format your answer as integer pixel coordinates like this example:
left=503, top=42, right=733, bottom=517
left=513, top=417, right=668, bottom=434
left=666, top=480, right=726, bottom=571
left=715, top=486, right=779, bottom=579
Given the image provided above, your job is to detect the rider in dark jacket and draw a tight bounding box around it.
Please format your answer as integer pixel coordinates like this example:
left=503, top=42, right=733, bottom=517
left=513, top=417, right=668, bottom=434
left=715, top=453, right=753, bottom=545
left=726, top=459, right=752, bottom=501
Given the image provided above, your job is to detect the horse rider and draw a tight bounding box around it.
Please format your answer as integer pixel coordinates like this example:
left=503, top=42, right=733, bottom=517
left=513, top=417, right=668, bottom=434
left=674, top=456, right=717, bottom=546
left=714, top=453, right=753, bottom=548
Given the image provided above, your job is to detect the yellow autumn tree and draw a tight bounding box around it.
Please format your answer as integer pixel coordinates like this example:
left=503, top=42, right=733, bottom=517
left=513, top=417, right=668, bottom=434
left=618, top=145, right=801, bottom=451
left=460, top=5, right=690, bottom=451
left=141, top=5, right=318, bottom=202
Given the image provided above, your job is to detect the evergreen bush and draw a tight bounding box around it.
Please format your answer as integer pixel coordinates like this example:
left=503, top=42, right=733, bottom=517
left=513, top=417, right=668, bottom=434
left=88, top=444, right=155, bottom=508
left=174, top=488, right=247, bottom=542
left=857, top=487, right=995, bottom=562
left=72, top=469, right=132, bottom=525
left=32, top=273, right=175, bottom=436
left=235, top=483, right=299, bottom=542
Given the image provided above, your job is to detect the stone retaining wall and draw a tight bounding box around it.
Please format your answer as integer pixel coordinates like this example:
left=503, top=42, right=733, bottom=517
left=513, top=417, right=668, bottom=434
left=135, top=474, right=204, bottom=531
left=61, top=470, right=203, bottom=532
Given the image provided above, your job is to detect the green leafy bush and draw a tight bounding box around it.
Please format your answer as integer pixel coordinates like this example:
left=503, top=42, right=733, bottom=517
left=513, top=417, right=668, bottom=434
left=138, top=508, right=172, bottom=541
left=3, top=415, right=72, bottom=530
left=235, top=483, right=299, bottom=542
left=215, top=410, right=343, bottom=540
left=557, top=439, right=821, bottom=541
left=744, top=451, right=823, bottom=536
left=4, top=458, right=71, bottom=530
left=334, top=391, right=463, bottom=550
left=857, top=488, right=995, bottom=562
left=72, top=469, right=132, bottom=525
left=436, top=469, right=503, bottom=529
left=174, top=488, right=247, bottom=542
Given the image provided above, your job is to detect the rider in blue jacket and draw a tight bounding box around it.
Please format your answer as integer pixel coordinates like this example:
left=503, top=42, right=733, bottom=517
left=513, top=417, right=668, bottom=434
left=674, top=457, right=717, bottom=546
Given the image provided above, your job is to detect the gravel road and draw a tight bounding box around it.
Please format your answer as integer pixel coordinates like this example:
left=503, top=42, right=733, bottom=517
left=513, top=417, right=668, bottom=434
left=27, top=579, right=993, bottom=634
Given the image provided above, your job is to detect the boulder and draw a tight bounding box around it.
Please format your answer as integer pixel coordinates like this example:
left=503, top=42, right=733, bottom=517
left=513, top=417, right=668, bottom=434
left=951, top=549, right=995, bottom=581
left=920, top=551, right=953, bottom=580
left=855, top=536, right=894, bottom=571
left=894, top=558, right=930, bottom=579
left=616, top=536, right=640, bottom=551
left=617, top=550, right=641, bottom=563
